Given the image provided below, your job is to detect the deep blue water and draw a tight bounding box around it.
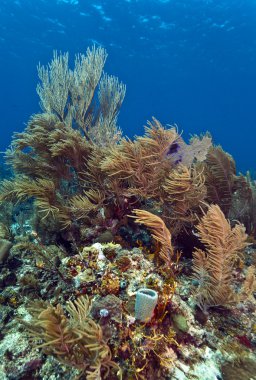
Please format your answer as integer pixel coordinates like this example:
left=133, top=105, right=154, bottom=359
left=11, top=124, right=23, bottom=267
left=0, top=0, right=256, bottom=173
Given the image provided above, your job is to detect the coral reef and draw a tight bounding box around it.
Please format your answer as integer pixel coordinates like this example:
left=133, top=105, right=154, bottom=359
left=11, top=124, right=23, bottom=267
left=1, top=47, right=256, bottom=380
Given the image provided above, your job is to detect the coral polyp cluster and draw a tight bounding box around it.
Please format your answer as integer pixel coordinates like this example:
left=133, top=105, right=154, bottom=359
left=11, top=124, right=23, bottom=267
left=1, top=47, right=256, bottom=380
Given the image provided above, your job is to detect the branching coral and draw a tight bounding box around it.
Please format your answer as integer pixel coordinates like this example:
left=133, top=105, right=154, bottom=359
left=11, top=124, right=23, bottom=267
left=6, top=47, right=125, bottom=180
left=100, top=118, right=180, bottom=200
left=203, top=146, right=236, bottom=216
left=192, top=204, right=248, bottom=311
left=163, top=163, right=206, bottom=234
left=229, top=173, right=256, bottom=236
left=131, top=209, right=180, bottom=275
left=24, top=296, right=121, bottom=379
left=66, top=189, right=105, bottom=227
left=1, top=46, right=242, bottom=253
left=37, top=51, right=72, bottom=121
left=1, top=71, right=211, bottom=240
left=1, top=47, right=125, bottom=232
left=0, top=176, right=71, bottom=225
left=6, top=113, right=78, bottom=180
left=100, top=118, right=208, bottom=233
left=36, top=46, right=125, bottom=145
left=201, top=146, right=256, bottom=235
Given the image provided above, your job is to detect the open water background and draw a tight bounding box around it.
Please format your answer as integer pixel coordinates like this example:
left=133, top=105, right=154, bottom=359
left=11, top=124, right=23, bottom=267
left=0, top=0, right=256, bottom=172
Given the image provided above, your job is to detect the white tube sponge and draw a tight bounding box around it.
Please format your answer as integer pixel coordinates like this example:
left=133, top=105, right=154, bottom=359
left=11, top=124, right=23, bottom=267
left=135, top=288, right=158, bottom=322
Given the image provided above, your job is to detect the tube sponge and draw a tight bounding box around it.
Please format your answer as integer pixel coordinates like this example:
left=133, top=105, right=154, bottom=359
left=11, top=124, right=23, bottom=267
left=135, top=288, right=158, bottom=322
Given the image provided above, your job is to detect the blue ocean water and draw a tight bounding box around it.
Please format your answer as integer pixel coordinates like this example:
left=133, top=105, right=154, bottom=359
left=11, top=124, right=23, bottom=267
left=0, top=0, right=255, bottom=172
